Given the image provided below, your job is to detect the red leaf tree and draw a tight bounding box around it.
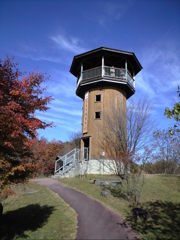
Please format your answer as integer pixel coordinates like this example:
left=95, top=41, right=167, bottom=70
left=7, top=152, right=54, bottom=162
left=31, top=138, right=64, bottom=176
left=0, top=58, right=52, bottom=193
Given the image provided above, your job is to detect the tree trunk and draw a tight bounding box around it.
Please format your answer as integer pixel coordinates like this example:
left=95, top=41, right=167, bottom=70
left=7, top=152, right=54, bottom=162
left=0, top=202, right=3, bottom=218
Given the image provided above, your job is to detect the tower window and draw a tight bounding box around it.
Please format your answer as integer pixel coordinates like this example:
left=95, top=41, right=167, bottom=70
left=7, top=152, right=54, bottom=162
left=96, top=94, right=101, bottom=102
left=95, top=111, right=101, bottom=119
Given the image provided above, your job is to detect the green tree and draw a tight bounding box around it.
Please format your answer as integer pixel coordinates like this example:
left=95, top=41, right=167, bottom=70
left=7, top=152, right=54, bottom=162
left=165, top=86, right=180, bottom=133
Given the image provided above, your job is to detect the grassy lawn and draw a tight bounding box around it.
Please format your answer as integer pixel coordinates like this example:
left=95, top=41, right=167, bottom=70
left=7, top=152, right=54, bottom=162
left=0, top=182, right=77, bottom=240
left=61, top=174, right=180, bottom=240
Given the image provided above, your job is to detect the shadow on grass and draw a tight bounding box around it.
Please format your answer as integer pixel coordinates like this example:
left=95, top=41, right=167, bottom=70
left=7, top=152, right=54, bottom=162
left=105, top=186, right=128, bottom=200
left=0, top=204, right=54, bottom=240
left=126, top=201, right=180, bottom=240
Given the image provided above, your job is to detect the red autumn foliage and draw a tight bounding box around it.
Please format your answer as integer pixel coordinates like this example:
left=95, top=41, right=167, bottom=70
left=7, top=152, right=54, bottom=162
left=0, top=58, right=52, bottom=192
left=31, top=138, right=64, bottom=176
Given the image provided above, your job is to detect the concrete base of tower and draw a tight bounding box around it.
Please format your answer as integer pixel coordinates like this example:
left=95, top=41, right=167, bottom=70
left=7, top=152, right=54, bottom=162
left=54, top=159, right=125, bottom=178
left=78, top=159, right=124, bottom=175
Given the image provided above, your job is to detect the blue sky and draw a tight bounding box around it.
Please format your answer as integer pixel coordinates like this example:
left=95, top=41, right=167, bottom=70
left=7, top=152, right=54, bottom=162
left=0, top=0, right=180, bottom=142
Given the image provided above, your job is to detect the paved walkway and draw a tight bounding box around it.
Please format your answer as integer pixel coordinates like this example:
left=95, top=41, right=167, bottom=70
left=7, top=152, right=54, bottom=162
left=33, top=178, right=139, bottom=240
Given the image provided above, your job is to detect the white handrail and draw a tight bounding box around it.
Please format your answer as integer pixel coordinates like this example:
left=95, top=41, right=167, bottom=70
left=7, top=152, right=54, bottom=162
left=54, top=147, right=89, bottom=175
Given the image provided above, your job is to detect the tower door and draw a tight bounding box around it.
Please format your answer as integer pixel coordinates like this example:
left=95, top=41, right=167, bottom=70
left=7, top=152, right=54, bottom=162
left=83, top=137, right=89, bottom=160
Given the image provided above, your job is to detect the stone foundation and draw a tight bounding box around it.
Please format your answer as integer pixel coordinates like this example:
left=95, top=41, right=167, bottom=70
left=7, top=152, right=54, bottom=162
left=78, top=159, right=120, bottom=175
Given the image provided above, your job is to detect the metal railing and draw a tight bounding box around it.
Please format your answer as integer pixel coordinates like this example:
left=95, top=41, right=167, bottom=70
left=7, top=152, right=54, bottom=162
left=104, top=66, right=125, bottom=78
left=82, top=66, right=102, bottom=80
left=78, top=66, right=135, bottom=89
left=54, top=147, right=89, bottom=176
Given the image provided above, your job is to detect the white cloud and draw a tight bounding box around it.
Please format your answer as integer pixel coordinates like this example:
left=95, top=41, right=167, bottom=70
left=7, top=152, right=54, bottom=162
left=142, top=44, right=180, bottom=90
left=136, top=72, right=156, bottom=97
left=50, top=106, right=82, bottom=117
left=17, top=52, right=63, bottom=64
left=47, top=78, right=76, bottom=98
left=51, top=98, right=81, bottom=108
left=97, top=0, right=134, bottom=26
left=136, top=42, right=180, bottom=110
left=37, top=111, right=81, bottom=132
left=50, top=34, right=87, bottom=54
left=37, top=115, right=79, bottom=132
left=45, top=69, right=75, bottom=95
left=11, top=43, right=66, bottom=64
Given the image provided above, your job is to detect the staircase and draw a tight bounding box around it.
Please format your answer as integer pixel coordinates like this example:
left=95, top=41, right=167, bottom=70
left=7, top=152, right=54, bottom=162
left=54, top=148, right=88, bottom=178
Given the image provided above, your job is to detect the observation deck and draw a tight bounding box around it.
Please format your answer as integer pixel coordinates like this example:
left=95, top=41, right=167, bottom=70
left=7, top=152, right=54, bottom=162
left=77, top=65, right=135, bottom=89
left=70, top=47, right=142, bottom=99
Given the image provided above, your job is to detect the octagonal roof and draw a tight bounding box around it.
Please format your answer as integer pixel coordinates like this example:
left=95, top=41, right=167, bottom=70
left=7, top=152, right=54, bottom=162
left=70, top=47, right=142, bottom=77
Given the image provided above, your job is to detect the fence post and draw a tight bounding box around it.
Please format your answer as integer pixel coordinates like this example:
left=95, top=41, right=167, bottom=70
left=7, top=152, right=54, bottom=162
left=102, top=56, right=104, bottom=77
left=125, top=60, right=127, bottom=81
left=55, top=161, right=57, bottom=174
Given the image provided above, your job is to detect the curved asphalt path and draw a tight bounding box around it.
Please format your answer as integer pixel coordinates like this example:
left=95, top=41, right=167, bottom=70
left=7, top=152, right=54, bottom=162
left=33, top=178, right=139, bottom=240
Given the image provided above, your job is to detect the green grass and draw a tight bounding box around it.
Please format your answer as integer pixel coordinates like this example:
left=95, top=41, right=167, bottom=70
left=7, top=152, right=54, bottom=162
left=0, top=182, right=77, bottom=240
left=61, top=174, right=180, bottom=240
left=61, top=174, right=130, bottom=217
left=141, top=174, right=180, bottom=202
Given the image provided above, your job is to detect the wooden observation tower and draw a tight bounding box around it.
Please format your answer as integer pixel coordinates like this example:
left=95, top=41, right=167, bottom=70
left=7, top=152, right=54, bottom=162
left=70, top=47, right=142, bottom=161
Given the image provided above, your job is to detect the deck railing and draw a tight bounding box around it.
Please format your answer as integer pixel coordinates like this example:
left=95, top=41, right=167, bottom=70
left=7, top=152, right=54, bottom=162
left=82, top=66, right=102, bottom=80
left=54, top=147, right=89, bottom=176
left=78, top=66, right=135, bottom=89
